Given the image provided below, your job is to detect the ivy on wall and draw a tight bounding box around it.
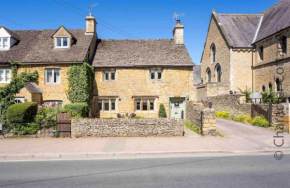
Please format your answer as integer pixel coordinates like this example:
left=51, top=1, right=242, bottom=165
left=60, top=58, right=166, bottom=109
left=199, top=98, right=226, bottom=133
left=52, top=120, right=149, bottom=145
left=67, top=62, right=94, bottom=105
left=0, top=61, right=38, bottom=130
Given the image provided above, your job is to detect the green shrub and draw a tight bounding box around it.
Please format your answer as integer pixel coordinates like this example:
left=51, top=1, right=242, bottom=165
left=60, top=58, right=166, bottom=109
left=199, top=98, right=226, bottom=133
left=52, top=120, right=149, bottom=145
left=7, top=102, right=38, bottom=124
left=63, top=103, right=89, bottom=118
left=251, top=116, right=269, bottom=127
left=184, top=121, right=201, bottom=135
left=234, top=115, right=252, bottom=123
left=12, top=123, right=40, bottom=135
left=215, top=111, right=229, bottom=119
left=36, top=104, right=61, bottom=128
left=158, top=103, right=167, bottom=118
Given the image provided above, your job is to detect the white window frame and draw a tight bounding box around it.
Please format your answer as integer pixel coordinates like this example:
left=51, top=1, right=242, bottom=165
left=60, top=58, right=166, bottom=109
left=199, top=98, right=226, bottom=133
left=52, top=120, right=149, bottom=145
left=150, top=70, right=156, bottom=80
left=104, top=71, right=110, bottom=81
left=98, top=99, right=117, bottom=112
left=157, top=70, right=163, bottom=80
left=45, top=68, right=61, bottom=84
left=0, top=68, right=11, bottom=83
left=0, top=37, right=10, bottom=50
left=104, top=70, right=116, bottom=82
left=55, top=37, right=69, bottom=49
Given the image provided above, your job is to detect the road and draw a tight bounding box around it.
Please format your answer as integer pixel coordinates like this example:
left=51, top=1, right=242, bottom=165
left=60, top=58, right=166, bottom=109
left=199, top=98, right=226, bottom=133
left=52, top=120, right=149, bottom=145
left=0, top=155, right=289, bottom=188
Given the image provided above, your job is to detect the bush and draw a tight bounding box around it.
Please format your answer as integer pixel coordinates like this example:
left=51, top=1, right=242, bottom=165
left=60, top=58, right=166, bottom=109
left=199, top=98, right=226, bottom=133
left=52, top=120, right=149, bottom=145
left=63, top=103, right=89, bottom=118
left=36, top=104, right=61, bottom=128
left=12, top=123, right=40, bottom=135
left=234, top=115, right=252, bottom=124
left=215, top=111, right=229, bottom=119
left=7, top=102, right=38, bottom=124
left=158, top=103, right=167, bottom=118
left=251, top=116, right=269, bottom=127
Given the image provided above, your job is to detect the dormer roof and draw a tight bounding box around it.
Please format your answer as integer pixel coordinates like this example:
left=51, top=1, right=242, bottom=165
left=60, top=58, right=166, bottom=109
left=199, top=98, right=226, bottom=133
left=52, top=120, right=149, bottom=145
left=51, top=26, right=76, bottom=39
left=0, top=26, right=20, bottom=40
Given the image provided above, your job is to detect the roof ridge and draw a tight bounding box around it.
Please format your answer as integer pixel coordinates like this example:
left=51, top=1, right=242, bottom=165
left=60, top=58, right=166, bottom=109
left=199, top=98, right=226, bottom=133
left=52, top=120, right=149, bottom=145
left=217, top=13, right=263, bottom=16
left=99, top=39, right=173, bottom=41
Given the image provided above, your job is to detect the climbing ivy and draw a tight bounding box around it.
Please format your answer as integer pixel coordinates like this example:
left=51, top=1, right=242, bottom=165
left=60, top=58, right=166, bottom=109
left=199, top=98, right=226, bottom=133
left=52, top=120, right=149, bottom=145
left=67, top=62, right=94, bottom=105
left=0, top=61, right=38, bottom=130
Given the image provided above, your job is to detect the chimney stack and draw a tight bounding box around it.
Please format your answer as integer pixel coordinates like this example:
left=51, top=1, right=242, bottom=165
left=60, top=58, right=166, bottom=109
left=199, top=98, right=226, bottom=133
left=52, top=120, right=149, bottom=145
left=173, top=19, right=184, bottom=45
left=85, top=14, right=97, bottom=35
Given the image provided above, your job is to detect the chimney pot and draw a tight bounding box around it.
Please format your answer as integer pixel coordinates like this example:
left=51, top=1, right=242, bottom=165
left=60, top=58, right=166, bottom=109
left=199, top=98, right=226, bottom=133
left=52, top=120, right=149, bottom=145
left=173, top=20, right=184, bottom=45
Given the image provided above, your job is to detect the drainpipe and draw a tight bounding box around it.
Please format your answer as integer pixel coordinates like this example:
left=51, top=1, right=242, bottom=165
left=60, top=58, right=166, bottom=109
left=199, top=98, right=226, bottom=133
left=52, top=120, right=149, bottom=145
left=251, top=49, right=254, bottom=93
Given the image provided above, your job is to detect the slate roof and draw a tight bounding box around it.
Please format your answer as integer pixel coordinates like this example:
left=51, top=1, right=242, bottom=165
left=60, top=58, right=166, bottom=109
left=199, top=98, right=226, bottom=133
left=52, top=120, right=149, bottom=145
left=193, top=65, right=201, bottom=85
left=25, top=82, right=43, bottom=94
left=0, top=29, right=93, bottom=63
left=216, top=14, right=262, bottom=47
left=254, top=0, right=290, bottom=43
left=93, top=39, right=194, bottom=67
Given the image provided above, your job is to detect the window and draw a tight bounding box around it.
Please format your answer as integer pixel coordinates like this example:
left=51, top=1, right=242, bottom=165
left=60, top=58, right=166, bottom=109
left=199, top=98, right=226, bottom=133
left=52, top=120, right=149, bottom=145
left=135, top=99, right=155, bottom=111
left=262, top=85, right=266, bottom=92
left=276, top=78, right=282, bottom=92
left=14, top=97, right=25, bottom=104
left=157, top=70, right=162, bottom=80
left=44, top=101, right=63, bottom=108
left=258, top=46, right=264, bottom=61
left=282, top=36, right=287, bottom=54
left=206, top=68, right=211, bottom=83
left=104, top=71, right=116, bottom=82
left=45, top=69, right=60, bottom=84
left=211, top=43, right=216, bottom=63
left=215, top=64, right=221, bottom=82
left=55, top=37, right=69, bottom=48
left=98, top=99, right=116, bottom=112
left=0, top=38, right=9, bottom=49
left=150, top=70, right=155, bottom=80
left=269, top=83, right=273, bottom=91
left=0, top=69, right=11, bottom=83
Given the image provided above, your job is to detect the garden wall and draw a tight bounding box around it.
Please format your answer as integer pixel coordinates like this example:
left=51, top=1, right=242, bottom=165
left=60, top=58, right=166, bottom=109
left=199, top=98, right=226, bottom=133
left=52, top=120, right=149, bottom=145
left=71, top=118, right=184, bottom=137
left=185, top=101, right=216, bottom=136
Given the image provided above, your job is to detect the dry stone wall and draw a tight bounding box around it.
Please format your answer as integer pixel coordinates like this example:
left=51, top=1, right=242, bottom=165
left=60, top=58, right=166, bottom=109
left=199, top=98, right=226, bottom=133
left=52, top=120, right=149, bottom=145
left=71, top=118, right=184, bottom=137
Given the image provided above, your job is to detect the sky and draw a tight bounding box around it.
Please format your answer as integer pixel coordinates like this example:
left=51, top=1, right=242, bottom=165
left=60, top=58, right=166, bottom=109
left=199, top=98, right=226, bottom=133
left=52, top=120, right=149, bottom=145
left=0, top=0, right=278, bottom=64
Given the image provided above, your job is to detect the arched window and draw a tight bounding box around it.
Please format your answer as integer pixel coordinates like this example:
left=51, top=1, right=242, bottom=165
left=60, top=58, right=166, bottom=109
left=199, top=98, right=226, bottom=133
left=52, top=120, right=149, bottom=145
left=262, top=85, right=266, bottom=92
left=215, top=64, right=222, bottom=82
left=206, top=68, right=211, bottom=83
left=276, top=78, right=282, bottom=92
left=210, top=43, right=216, bottom=63
left=269, top=82, right=273, bottom=91
left=258, top=46, right=264, bottom=61
left=282, top=36, right=287, bottom=54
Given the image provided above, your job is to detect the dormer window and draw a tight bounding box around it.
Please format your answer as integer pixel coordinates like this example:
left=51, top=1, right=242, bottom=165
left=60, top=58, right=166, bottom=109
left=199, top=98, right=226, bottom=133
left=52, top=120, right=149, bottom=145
left=0, top=37, right=9, bottom=50
left=55, top=37, right=69, bottom=48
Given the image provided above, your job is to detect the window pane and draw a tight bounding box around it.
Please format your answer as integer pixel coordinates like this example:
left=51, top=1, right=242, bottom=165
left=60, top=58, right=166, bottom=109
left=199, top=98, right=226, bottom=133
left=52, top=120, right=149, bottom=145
left=104, top=100, right=109, bottom=111
left=3, top=38, right=8, bottom=48
left=57, top=38, right=62, bottom=46
left=104, top=72, right=109, bottom=81
left=136, top=100, right=141, bottom=111
left=150, top=70, right=155, bottom=80
left=150, top=100, right=154, bottom=110
left=0, top=38, right=2, bottom=48
left=0, top=70, right=4, bottom=82
left=54, top=69, right=60, bottom=83
left=157, top=70, right=162, bottom=80
left=111, top=100, right=115, bottom=111
left=63, top=38, right=68, bottom=46
left=111, top=71, right=115, bottom=81
left=98, top=100, right=102, bottom=111
left=46, top=69, right=53, bottom=83
left=5, top=69, right=10, bottom=82
left=143, top=100, right=148, bottom=111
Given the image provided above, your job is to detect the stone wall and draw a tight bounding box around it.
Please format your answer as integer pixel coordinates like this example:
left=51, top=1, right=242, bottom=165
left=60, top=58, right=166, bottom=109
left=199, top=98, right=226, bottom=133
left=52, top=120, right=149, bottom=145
left=71, top=118, right=184, bottom=137
left=92, top=67, right=196, bottom=118
left=185, top=101, right=216, bottom=136
left=196, top=82, right=230, bottom=101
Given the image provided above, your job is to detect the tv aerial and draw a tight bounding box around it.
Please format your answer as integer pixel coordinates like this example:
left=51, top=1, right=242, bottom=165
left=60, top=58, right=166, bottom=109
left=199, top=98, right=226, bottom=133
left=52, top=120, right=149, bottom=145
left=173, top=12, right=185, bottom=27
left=89, top=3, right=99, bottom=15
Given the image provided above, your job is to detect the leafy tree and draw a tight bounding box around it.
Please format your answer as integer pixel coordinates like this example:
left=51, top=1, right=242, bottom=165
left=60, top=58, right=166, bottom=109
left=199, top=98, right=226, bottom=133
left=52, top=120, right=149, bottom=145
left=238, top=86, right=252, bottom=103
left=158, top=103, right=167, bottom=118
left=262, top=89, right=279, bottom=104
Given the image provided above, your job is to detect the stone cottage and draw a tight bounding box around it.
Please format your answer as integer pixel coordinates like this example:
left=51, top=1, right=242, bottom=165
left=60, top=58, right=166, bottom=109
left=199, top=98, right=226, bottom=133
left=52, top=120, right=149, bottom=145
left=0, top=15, right=97, bottom=107
left=91, top=20, right=195, bottom=118
left=198, top=0, right=290, bottom=101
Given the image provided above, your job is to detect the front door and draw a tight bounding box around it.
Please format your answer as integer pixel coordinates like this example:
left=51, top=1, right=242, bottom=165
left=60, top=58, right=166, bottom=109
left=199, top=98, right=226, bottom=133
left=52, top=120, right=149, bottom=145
left=170, top=98, right=185, bottom=119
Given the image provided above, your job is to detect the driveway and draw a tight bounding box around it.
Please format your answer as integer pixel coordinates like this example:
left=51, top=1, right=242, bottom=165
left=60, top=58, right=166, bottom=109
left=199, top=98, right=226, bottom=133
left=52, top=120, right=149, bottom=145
left=216, top=118, right=290, bottom=151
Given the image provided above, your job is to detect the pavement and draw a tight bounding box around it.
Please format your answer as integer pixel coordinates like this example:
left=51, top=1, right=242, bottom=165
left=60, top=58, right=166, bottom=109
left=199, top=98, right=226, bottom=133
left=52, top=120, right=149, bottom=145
left=0, top=155, right=289, bottom=187
left=0, top=119, right=289, bottom=160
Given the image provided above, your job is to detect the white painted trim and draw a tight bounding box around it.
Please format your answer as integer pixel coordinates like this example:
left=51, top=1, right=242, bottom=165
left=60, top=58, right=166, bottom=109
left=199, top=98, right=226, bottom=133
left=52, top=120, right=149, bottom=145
left=252, top=16, right=264, bottom=44
left=54, top=37, right=70, bottom=49
left=0, top=68, right=11, bottom=83
left=45, top=68, right=61, bottom=84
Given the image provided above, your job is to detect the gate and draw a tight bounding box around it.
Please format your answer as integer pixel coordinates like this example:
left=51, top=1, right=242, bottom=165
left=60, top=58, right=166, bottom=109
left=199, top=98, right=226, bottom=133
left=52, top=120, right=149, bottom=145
left=56, top=113, right=71, bottom=137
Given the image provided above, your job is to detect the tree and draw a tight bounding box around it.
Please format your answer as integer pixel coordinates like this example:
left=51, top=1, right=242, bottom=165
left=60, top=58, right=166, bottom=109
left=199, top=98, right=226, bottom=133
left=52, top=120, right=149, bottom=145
left=158, top=103, right=167, bottom=118
left=238, top=87, right=252, bottom=103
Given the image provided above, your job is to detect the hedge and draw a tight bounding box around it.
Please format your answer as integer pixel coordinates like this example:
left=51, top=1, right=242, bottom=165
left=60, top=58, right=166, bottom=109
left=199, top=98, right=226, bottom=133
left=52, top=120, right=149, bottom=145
left=7, top=102, right=38, bottom=123
left=63, top=103, right=89, bottom=117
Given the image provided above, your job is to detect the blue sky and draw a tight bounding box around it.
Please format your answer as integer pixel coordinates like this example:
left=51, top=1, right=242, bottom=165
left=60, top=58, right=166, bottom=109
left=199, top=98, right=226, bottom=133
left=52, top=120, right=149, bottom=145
left=1, top=0, right=278, bottom=64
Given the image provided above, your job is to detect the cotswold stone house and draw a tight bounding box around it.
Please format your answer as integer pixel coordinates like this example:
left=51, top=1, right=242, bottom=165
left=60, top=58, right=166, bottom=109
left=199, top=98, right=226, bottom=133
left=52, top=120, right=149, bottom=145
left=198, top=0, right=290, bottom=100
left=0, top=15, right=97, bottom=107
left=92, top=20, right=195, bottom=118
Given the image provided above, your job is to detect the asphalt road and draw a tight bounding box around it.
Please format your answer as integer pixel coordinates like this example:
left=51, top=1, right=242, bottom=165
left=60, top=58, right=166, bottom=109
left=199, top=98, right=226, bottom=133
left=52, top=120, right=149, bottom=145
left=0, top=154, right=289, bottom=188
